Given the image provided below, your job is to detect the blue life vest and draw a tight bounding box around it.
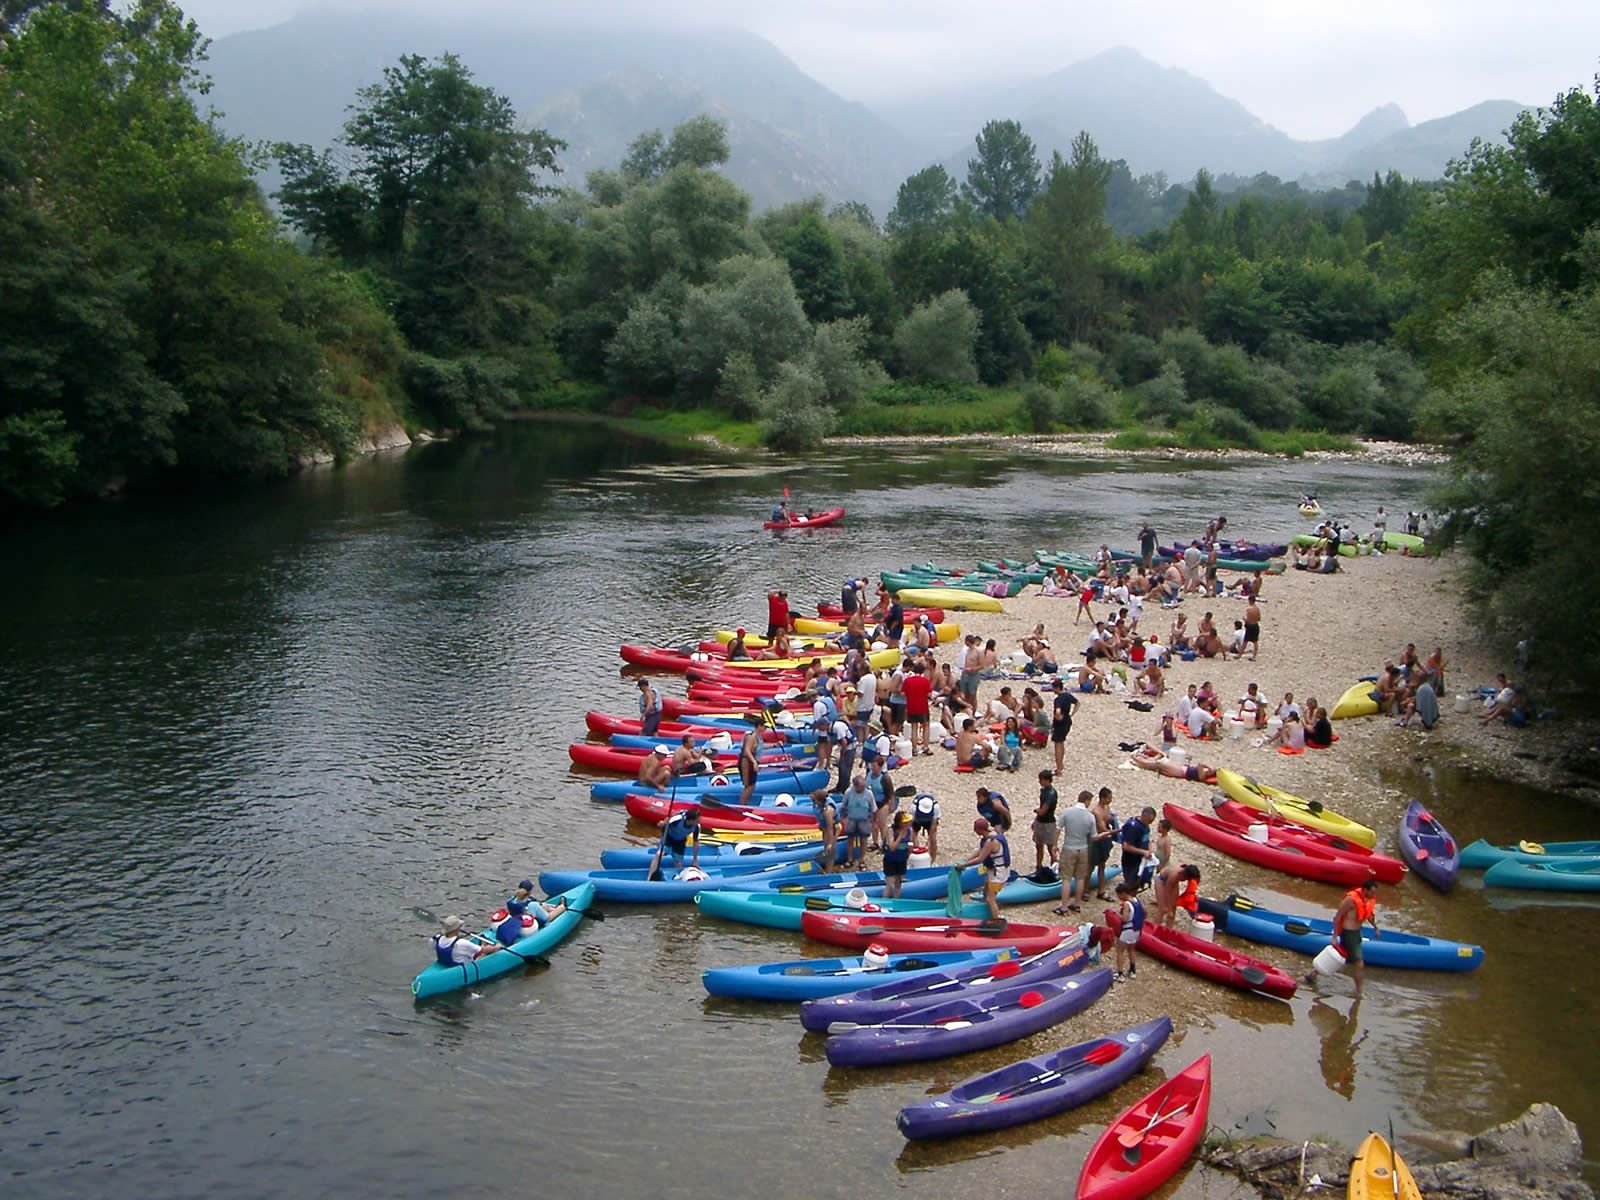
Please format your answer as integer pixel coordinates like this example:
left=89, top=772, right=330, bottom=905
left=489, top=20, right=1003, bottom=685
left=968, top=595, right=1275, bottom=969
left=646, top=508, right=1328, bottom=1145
left=816, top=695, right=839, bottom=725
left=842, top=786, right=874, bottom=822
left=985, top=832, right=1011, bottom=875
left=505, top=895, right=529, bottom=918
left=663, top=814, right=696, bottom=849
left=494, top=916, right=522, bottom=946
left=865, top=773, right=886, bottom=803
left=1126, top=897, right=1146, bottom=932
left=434, top=934, right=464, bottom=967
left=978, top=793, right=1007, bottom=827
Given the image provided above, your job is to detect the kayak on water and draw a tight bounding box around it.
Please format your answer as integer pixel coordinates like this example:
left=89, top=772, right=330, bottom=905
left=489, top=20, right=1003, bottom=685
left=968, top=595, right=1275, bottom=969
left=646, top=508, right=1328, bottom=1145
left=693, top=889, right=987, bottom=931
left=584, top=710, right=818, bottom=743
left=703, top=948, right=1016, bottom=1001
left=715, top=863, right=985, bottom=900
left=1481, top=857, right=1600, bottom=893
left=799, top=909, right=1079, bottom=955
left=1397, top=798, right=1460, bottom=893
left=1459, top=837, right=1600, bottom=869
left=764, top=507, right=846, bottom=530
left=1075, top=1054, right=1211, bottom=1200
left=536, top=860, right=809, bottom=904
left=590, top=768, right=830, bottom=802
left=897, top=1016, right=1171, bottom=1142
left=600, top=839, right=841, bottom=870
left=1135, top=921, right=1297, bottom=998
left=411, top=882, right=595, bottom=999
left=1196, top=894, right=1485, bottom=971
left=1209, top=799, right=1406, bottom=884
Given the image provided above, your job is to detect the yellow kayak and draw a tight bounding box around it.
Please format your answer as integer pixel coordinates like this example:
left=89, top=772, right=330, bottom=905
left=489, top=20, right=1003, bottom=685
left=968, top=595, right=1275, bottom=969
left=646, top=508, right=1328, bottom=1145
left=712, top=630, right=838, bottom=651
left=791, top=616, right=962, bottom=644
left=719, top=645, right=902, bottom=671
left=895, top=587, right=1003, bottom=613
left=1331, top=681, right=1381, bottom=720
left=1348, top=1133, right=1422, bottom=1200
left=1217, top=768, right=1377, bottom=848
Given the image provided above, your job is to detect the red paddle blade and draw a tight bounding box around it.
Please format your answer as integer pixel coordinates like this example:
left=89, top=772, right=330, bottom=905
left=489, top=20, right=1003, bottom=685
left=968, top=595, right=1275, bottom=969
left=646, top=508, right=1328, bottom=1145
left=990, top=960, right=1023, bottom=979
left=1084, top=1042, right=1123, bottom=1065
left=1414, top=847, right=1430, bottom=861
left=1018, top=990, right=1045, bottom=1007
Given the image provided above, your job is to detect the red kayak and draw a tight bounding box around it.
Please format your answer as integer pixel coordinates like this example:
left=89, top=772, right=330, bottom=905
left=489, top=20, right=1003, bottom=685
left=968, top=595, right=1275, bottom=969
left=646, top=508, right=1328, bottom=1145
left=662, top=696, right=808, bottom=718
left=568, top=743, right=809, bottom=774
left=584, top=712, right=789, bottom=742
left=624, top=794, right=819, bottom=830
left=685, top=668, right=810, bottom=691
left=1211, top=799, right=1407, bottom=884
left=1076, top=1055, right=1211, bottom=1200
left=800, top=910, right=1078, bottom=955
left=764, top=507, right=845, bottom=531
left=1136, top=922, right=1297, bottom=999
left=1163, top=804, right=1386, bottom=887
left=817, top=603, right=945, bottom=623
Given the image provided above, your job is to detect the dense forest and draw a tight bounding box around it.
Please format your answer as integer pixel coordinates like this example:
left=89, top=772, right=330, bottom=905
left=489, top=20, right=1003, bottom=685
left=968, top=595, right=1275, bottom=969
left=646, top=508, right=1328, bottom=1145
left=2, top=3, right=1598, bottom=676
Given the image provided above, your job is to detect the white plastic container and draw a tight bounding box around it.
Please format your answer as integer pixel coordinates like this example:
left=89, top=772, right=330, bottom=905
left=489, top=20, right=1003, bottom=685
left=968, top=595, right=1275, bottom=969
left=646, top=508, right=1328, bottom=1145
left=1312, top=943, right=1347, bottom=976
left=1454, top=694, right=1472, bottom=714
left=1227, top=718, right=1245, bottom=740
left=1244, top=823, right=1271, bottom=844
left=1167, top=745, right=1187, bottom=763
left=908, top=849, right=933, bottom=870
left=1190, top=914, right=1216, bottom=943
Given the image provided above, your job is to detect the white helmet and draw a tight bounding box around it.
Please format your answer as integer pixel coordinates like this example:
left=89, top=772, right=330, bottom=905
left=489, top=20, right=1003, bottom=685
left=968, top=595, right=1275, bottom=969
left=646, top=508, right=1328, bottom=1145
left=772, top=792, right=796, bottom=808
left=845, top=887, right=871, bottom=910
left=676, top=867, right=708, bottom=883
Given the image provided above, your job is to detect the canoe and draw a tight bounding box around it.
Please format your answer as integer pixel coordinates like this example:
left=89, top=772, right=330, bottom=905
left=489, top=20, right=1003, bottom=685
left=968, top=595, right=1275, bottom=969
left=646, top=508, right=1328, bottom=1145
left=536, top=860, right=807, bottom=904
left=591, top=769, right=829, bottom=803
left=719, top=645, right=901, bottom=672
left=703, top=948, right=1015, bottom=1001
left=823, top=969, right=1111, bottom=1067
left=1161, top=541, right=1285, bottom=562
left=1482, top=857, right=1600, bottom=893
left=716, top=863, right=986, bottom=900
left=1397, top=799, right=1460, bottom=892
left=1135, top=922, right=1297, bottom=998
left=1459, top=838, right=1600, bottom=869
left=799, top=909, right=1079, bottom=955
left=1111, top=548, right=1286, bottom=574
left=1374, top=530, right=1425, bottom=552
left=1216, top=769, right=1376, bottom=848
left=1076, top=1055, right=1211, bottom=1200
left=893, top=587, right=1004, bottom=612
left=568, top=742, right=810, bottom=774
left=800, top=941, right=1091, bottom=1032
left=882, top=571, right=1026, bottom=597
left=1196, top=894, right=1485, bottom=971
left=411, top=882, right=595, bottom=999
left=1298, top=502, right=1321, bottom=516
left=584, top=710, right=816, bottom=744
left=694, top=889, right=987, bottom=931
left=1210, top=799, right=1407, bottom=884
left=896, top=1016, right=1171, bottom=1141
left=764, top=507, right=845, bottom=530
left=622, top=795, right=820, bottom=833
left=1349, top=1132, right=1424, bottom=1200
left=998, top=865, right=1121, bottom=905
left=1291, top=534, right=1371, bottom=558
left=1331, top=680, right=1381, bottom=719
left=812, top=605, right=947, bottom=624
left=1164, top=803, right=1386, bottom=887
left=601, top=839, right=841, bottom=870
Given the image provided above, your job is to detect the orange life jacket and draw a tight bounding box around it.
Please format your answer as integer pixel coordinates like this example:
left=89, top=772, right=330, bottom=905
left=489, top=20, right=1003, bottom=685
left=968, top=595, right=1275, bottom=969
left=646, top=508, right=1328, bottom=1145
left=1338, top=888, right=1376, bottom=932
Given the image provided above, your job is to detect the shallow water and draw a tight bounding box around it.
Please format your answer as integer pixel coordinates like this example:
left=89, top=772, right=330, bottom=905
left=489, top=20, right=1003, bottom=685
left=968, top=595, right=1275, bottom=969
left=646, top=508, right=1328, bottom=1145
left=2, top=424, right=1595, bottom=1197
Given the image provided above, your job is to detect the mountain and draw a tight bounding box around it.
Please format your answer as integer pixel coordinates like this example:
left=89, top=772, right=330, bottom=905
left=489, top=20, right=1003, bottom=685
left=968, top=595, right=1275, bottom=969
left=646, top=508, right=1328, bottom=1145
left=202, top=10, right=917, bottom=214
left=1314, top=100, right=1529, bottom=185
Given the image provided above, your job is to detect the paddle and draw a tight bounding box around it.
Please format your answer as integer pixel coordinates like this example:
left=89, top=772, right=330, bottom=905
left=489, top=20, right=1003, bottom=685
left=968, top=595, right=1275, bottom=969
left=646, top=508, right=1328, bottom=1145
left=1228, top=895, right=1314, bottom=937
left=827, top=988, right=1047, bottom=1032
left=1234, top=964, right=1270, bottom=987
left=971, top=1040, right=1124, bottom=1104
left=1119, top=1101, right=1191, bottom=1164
left=1388, top=1116, right=1400, bottom=1200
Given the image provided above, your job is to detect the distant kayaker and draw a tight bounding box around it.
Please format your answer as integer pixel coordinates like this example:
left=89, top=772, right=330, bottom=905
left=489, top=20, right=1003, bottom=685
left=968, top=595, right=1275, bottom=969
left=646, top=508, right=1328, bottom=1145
left=648, top=805, right=702, bottom=879
left=637, top=678, right=662, bottom=737
left=498, top=880, right=568, bottom=944
left=638, top=745, right=672, bottom=789
left=962, top=817, right=1011, bottom=920
left=881, top=812, right=914, bottom=899
left=1308, top=877, right=1380, bottom=997
left=1111, top=880, right=1145, bottom=982
left=726, top=629, right=752, bottom=661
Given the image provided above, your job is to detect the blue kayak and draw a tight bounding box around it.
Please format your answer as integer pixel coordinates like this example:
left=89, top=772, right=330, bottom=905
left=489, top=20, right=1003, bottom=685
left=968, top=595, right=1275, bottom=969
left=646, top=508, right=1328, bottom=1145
left=590, top=768, right=829, bottom=802
left=537, top=860, right=805, bottom=904
left=1197, top=894, right=1485, bottom=971
left=998, top=865, right=1121, bottom=906
left=411, top=882, right=595, bottom=999
left=703, top=949, right=1014, bottom=1001
left=600, top=840, right=843, bottom=871
left=694, top=890, right=989, bottom=931
left=713, top=863, right=985, bottom=900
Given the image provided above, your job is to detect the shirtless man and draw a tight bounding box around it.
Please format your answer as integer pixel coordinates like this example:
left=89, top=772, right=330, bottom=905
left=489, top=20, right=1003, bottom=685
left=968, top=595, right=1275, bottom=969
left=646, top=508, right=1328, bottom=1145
left=954, top=718, right=992, bottom=768
left=637, top=746, right=673, bottom=789
left=671, top=734, right=709, bottom=776
left=1243, top=597, right=1262, bottom=662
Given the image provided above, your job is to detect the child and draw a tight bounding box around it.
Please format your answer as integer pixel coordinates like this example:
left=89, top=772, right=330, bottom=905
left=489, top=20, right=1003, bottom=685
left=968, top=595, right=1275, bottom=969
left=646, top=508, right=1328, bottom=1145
left=1113, top=880, right=1145, bottom=981
left=996, top=716, right=1023, bottom=771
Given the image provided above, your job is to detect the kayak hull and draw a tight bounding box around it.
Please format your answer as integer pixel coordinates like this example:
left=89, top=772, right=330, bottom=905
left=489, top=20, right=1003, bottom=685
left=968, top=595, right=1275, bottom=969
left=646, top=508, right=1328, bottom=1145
left=537, top=862, right=803, bottom=904
left=1331, top=680, right=1381, bottom=719
left=1136, top=921, right=1297, bottom=998
left=800, top=909, right=1079, bottom=955
left=1482, top=857, right=1600, bottom=892
left=1075, top=1054, right=1211, bottom=1200
left=1164, top=803, right=1383, bottom=886
left=1216, top=768, right=1376, bottom=848
left=1459, top=838, right=1600, bottom=869
left=998, top=865, right=1120, bottom=905
left=600, top=840, right=840, bottom=870
left=898, top=1016, right=1171, bottom=1141
left=764, top=507, right=846, bottom=530
left=1197, top=894, right=1485, bottom=971
left=1211, top=799, right=1406, bottom=884
left=1349, top=1132, right=1425, bottom=1200
left=1398, top=798, right=1460, bottom=892
left=893, top=587, right=1005, bottom=612
left=411, top=883, right=595, bottom=999
left=703, top=949, right=1013, bottom=1001
left=591, top=769, right=829, bottom=802
left=715, top=863, right=984, bottom=900
left=693, top=889, right=986, bottom=931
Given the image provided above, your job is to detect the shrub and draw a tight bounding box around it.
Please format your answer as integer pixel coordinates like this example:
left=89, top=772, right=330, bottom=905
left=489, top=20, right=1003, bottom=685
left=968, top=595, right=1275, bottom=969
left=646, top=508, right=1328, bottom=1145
left=1057, top=375, right=1116, bottom=428
left=1021, top=382, right=1061, bottom=431
left=893, top=289, right=980, bottom=385
left=1136, top=360, right=1190, bottom=426
left=757, top=363, right=834, bottom=449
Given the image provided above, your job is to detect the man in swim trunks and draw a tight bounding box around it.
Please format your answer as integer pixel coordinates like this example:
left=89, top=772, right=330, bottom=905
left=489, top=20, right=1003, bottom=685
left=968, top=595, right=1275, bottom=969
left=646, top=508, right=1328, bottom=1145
left=1243, top=598, right=1261, bottom=662
left=1308, top=877, right=1379, bottom=996
left=1050, top=678, right=1079, bottom=773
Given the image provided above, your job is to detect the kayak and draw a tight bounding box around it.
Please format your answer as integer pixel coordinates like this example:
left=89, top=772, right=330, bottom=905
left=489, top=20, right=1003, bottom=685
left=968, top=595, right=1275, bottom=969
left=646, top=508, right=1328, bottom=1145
left=1350, top=1132, right=1424, bottom=1200
left=1196, top=894, right=1485, bottom=971
left=719, top=645, right=901, bottom=672
left=799, top=909, right=1079, bottom=955
left=1163, top=803, right=1387, bottom=887
left=800, top=941, right=1092, bottom=1032
left=1291, top=534, right=1372, bottom=558
left=1459, top=837, right=1600, bottom=869
left=1398, top=799, right=1460, bottom=892
left=881, top=571, right=1025, bottom=597
left=893, top=587, right=1005, bottom=612
left=694, top=889, right=987, bottom=931
left=584, top=710, right=817, bottom=744
left=1374, top=530, right=1425, bottom=552
left=764, top=507, right=845, bottom=530
left=623, top=795, right=819, bottom=832
left=1111, top=548, right=1285, bottom=573
left=536, top=860, right=807, bottom=904
left=896, top=1016, right=1170, bottom=1142
left=591, top=769, right=829, bottom=803
left=1298, top=501, right=1321, bottom=516
left=568, top=742, right=808, bottom=774
left=1075, top=1054, right=1211, bottom=1200
left=1161, top=541, right=1286, bottom=562
left=411, top=882, right=595, bottom=999
left=998, top=865, right=1121, bottom=905
left=703, top=948, right=1016, bottom=1001
left=716, top=863, right=986, bottom=900
left=1482, top=857, right=1600, bottom=893
left=1210, top=799, right=1406, bottom=884
left=1216, top=768, right=1376, bottom=848
left=823, top=970, right=1111, bottom=1067
left=659, top=696, right=803, bottom=719
left=1135, top=922, right=1297, bottom=998
left=812, top=605, right=947, bottom=624
left=1331, top=680, right=1381, bottom=719
left=600, top=839, right=840, bottom=870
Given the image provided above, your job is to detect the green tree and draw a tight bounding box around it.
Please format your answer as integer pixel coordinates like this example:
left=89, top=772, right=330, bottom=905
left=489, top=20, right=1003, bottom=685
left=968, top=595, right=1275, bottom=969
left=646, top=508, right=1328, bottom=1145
left=1027, top=133, right=1113, bottom=344
left=963, top=119, right=1041, bottom=222
left=806, top=317, right=887, bottom=407
left=894, top=290, right=979, bottom=385
left=757, top=362, right=834, bottom=449
left=886, top=165, right=959, bottom=236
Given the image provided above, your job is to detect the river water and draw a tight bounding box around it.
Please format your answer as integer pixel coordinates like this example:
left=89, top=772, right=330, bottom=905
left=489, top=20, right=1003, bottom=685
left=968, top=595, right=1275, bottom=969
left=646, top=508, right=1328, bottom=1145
left=2, top=422, right=1595, bottom=1198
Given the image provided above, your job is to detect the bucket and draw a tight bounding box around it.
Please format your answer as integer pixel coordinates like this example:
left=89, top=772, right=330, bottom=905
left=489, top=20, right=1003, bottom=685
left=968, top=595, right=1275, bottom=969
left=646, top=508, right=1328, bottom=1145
left=1227, top=718, right=1245, bottom=740
left=1190, top=914, right=1216, bottom=943
left=1245, top=823, right=1270, bottom=844
left=909, top=849, right=932, bottom=870
left=1167, top=745, right=1187, bottom=763
left=1312, top=943, right=1347, bottom=976
left=1265, top=718, right=1283, bottom=735
left=1453, top=694, right=1472, bottom=714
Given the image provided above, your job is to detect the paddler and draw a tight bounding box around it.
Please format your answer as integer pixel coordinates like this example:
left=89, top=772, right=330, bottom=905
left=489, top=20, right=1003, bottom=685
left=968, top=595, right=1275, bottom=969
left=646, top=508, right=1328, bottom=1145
left=648, top=805, right=702, bottom=879
left=434, top=915, right=498, bottom=966
left=671, top=733, right=710, bottom=776
left=637, top=745, right=672, bottom=790
left=496, top=881, right=568, bottom=944
left=726, top=628, right=752, bottom=661
left=1308, top=877, right=1379, bottom=996
left=961, top=817, right=1011, bottom=920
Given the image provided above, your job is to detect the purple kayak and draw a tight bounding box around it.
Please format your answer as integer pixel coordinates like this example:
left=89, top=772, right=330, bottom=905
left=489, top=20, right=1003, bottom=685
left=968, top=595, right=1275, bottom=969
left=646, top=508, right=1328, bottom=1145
left=896, top=1016, right=1171, bottom=1140
left=800, top=941, right=1091, bottom=1033
left=1398, top=798, right=1460, bottom=892
left=822, top=968, right=1112, bottom=1068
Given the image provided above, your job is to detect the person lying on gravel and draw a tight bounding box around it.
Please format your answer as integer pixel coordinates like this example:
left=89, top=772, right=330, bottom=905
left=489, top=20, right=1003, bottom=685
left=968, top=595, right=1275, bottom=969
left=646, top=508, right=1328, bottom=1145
left=1130, top=745, right=1219, bottom=782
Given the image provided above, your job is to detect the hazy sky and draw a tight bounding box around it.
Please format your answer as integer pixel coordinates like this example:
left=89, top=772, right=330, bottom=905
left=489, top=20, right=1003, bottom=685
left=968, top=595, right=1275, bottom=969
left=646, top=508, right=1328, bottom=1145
left=176, top=0, right=1597, bottom=138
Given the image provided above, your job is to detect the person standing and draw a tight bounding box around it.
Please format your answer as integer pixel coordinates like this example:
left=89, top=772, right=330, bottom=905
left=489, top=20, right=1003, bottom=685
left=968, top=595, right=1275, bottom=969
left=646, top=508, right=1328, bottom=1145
left=901, top=661, right=934, bottom=756
left=881, top=813, right=914, bottom=899
left=737, top=726, right=763, bottom=805
left=1049, top=678, right=1079, bottom=773
left=1031, top=769, right=1060, bottom=874
left=647, top=805, right=702, bottom=879
left=1118, top=806, right=1158, bottom=891
left=1182, top=542, right=1203, bottom=594
left=1054, top=790, right=1097, bottom=914
left=853, top=668, right=878, bottom=741
left=1308, top=877, right=1380, bottom=996
left=1244, top=596, right=1262, bottom=662
left=839, top=773, right=875, bottom=870
left=830, top=699, right=858, bottom=792
left=1138, top=523, right=1158, bottom=570
left=810, top=789, right=840, bottom=869
left=909, top=791, right=941, bottom=861
left=637, top=678, right=662, bottom=737
left=962, top=817, right=1011, bottom=921
left=1111, top=881, right=1145, bottom=982
left=1089, top=789, right=1118, bottom=900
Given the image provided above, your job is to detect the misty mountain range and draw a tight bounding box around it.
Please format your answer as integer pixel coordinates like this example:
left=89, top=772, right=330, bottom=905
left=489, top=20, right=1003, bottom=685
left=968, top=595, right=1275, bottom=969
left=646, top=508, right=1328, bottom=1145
left=205, top=11, right=1528, bottom=216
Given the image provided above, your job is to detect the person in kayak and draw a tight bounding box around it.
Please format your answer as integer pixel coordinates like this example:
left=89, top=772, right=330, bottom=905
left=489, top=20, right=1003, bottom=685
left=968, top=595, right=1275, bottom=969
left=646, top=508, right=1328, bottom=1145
left=434, top=915, right=498, bottom=966
left=910, top=791, right=941, bottom=860
left=496, top=881, right=569, bottom=944
left=1310, top=877, right=1380, bottom=996
left=637, top=678, right=662, bottom=737
left=670, top=734, right=711, bottom=777
left=648, top=805, right=702, bottom=879
left=726, top=629, right=752, bottom=661
left=811, top=789, right=840, bottom=868
left=882, top=812, right=914, bottom=898
left=637, top=745, right=672, bottom=789
left=962, top=817, right=1011, bottom=920
left=1111, top=881, right=1145, bottom=981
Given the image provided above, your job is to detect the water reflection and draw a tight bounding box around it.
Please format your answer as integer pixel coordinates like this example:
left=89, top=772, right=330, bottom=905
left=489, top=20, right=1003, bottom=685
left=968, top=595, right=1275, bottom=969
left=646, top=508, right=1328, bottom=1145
left=1310, top=997, right=1369, bottom=1100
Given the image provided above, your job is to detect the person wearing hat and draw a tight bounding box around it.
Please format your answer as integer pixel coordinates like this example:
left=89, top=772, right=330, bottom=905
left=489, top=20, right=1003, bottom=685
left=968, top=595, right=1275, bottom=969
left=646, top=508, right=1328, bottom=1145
left=1049, top=677, right=1079, bottom=774
left=648, top=804, right=702, bottom=879
left=727, top=629, right=751, bottom=661
left=637, top=677, right=662, bottom=737
left=961, top=817, right=1011, bottom=920
left=495, top=881, right=569, bottom=944
left=882, top=812, right=915, bottom=898
left=1309, top=877, right=1380, bottom=996
left=433, top=915, right=498, bottom=967
left=637, top=744, right=672, bottom=790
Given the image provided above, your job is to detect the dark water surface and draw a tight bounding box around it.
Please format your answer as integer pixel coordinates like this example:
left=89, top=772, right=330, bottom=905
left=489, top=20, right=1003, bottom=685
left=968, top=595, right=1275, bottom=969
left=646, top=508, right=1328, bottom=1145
left=2, top=424, right=1595, bottom=1198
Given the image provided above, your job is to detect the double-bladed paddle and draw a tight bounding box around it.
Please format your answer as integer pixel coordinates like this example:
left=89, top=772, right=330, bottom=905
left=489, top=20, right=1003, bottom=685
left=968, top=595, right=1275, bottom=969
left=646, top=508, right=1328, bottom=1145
left=826, top=988, right=1047, bottom=1033
left=970, top=1040, right=1124, bottom=1104
left=1119, top=1101, right=1191, bottom=1164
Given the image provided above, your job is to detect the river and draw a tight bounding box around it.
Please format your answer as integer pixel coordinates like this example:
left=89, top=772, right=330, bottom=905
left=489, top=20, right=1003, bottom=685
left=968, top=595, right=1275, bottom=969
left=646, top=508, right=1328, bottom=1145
left=2, top=422, right=1595, bottom=1198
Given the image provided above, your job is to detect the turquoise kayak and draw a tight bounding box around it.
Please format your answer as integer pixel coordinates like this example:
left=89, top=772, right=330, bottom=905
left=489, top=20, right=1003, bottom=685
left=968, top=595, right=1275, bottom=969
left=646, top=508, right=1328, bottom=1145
left=1459, top=838, right=1600, bottom=869
left=411, top=882, right=595, bottom=999
left=1482, top=857, right=1600, bottom=893
left=703, top=949, right=1014, bottom=1001
left=714, top=862, right=985, bottom=899
left=998, top=865, right=1120, bottom=906
left=694, top=890, right=989, bottom=931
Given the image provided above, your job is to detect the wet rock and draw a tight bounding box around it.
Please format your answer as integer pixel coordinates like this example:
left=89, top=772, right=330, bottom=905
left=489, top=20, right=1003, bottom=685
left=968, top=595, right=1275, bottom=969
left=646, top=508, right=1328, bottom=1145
left=1205, top=1104, right=1592, bottom=1200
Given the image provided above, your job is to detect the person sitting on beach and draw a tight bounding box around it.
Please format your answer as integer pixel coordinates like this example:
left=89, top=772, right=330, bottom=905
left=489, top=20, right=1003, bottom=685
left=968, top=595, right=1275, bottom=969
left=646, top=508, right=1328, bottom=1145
left=1021, top=624, right=1049, bottom=659
left=1373, top=662, right=1403, bottom=714
left=1479, top=674, right=1520, bottom=723
left=1075, top=652, right=1112, bottom=694
left=1175, top=683, right=1198, bottom=728
left=1193, top=611, right=1223, bottom=658
left=996, top=716, right=1024, bottom=771
left=1042, top=568, right=1072, bottom=596
left=1227, top=619, right=1247, bottom=659
left=1262, top=710, right=1307, bottom=751
left=955, top=718, right=993, bottom=768
left=1021, top=688, right=1049, bottom=739
left=1305, top=705, right=1334, bottom=748
left=1156, top=711, right=1179, bottom=747
left=986, top=685, right=1021, bottom=722
left=1131, top=745, right=1218, bottom=782
left=1237, top=682, right=1268, bottom=728
left=1185, top=700, right=1219, bottom=740
left=1168, top=613, right=1191, bottom=651
left=1137, top=658, right=1166, bottom=697
left=1399, top=642, right=1421, bottom=682
left=1274, top=692, right=1302, bottom=723
left=1024, top=642, right=1059, bottom=676
left=1421, top=646, right=1446, bottom=692
left=1397, top=681, right=1441, bottom=730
